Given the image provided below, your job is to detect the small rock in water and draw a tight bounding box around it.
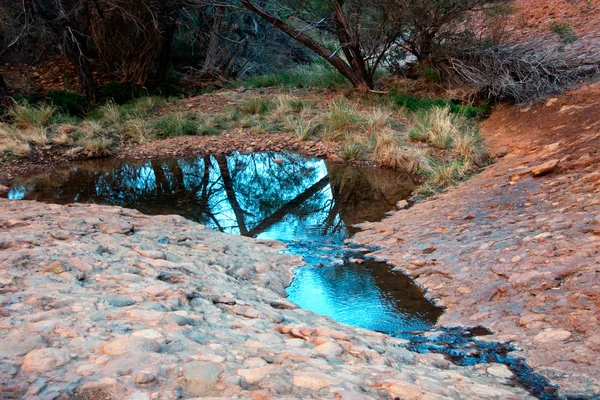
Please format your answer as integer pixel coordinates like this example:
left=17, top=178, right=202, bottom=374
left=274, top=157, right=284, bottom=164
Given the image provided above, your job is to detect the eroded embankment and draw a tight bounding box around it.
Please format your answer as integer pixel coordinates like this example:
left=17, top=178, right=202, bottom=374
left=0, top=199, right=533, bottom=399
left=354, top=82, right=600, bottom=398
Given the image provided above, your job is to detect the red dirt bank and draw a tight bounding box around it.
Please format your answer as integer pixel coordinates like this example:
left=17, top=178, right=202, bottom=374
left=354, top=81, right=600, bottom=397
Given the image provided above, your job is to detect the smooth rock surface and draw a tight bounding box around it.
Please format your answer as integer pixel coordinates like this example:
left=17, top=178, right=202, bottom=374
left=0, top=199, right=534, bottom=399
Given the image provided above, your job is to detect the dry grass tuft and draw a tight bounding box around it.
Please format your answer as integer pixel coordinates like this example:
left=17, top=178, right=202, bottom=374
left=124, top=118, right=152, bottom=143
left=409, top=106, right=486, bottom=165
left=8, top=103, right=55, bottom=129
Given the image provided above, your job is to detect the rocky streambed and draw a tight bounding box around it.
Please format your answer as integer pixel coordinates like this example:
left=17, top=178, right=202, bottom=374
left=0, top=199, right=534, bottom=399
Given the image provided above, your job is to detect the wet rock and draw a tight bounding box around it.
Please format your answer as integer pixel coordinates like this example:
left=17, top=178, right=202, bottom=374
left=487, top=364, right=514, bottom=379
left=22, top=348, right=70, bottom=372
left=106, top=295, right=135, bottom=308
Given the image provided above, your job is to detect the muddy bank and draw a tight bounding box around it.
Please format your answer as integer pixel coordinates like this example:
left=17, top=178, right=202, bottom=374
left=353, top=82, right=600, bottom=398
left=0, top=129, right=345, bottom=187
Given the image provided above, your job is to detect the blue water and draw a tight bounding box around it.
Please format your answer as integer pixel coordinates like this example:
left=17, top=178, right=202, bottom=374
left=6, top=151, right=443, bottom=333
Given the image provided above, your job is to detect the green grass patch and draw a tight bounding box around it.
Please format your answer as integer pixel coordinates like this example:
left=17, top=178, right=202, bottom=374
left=151, top=114, right=201, bottom=138
left=389, top=93, right=488, bottom=118
left=550, top=22, right=577, bottom=44
left=234, top=61, right=351, bottom=89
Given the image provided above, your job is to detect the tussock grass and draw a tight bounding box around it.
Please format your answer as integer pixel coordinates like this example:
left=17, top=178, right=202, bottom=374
left=98, top=102, right=123, bottom=126
left=151, top=113, right=201, bottom=138
left=8, top=103, right=55, bottom=129
left=240, top=97, right=272, bottom=115
left=372, top=129, right=430, bottom=171
left=341, top=142, right=363, bottom=160
left=79, top=136, right=114, bottom=157
left=409, top=106, right=487, bottom=165
left=128, top=96, right=165, bottom=117
left=124, top=118, right=152, bottom=143
left=293, top=119, right=321, bottom=141
left=322, top=99, right=363, bottom=133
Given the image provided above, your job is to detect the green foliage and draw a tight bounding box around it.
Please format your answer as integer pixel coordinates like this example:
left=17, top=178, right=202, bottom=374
left=550, top=22, right=577, bottom=44
left=102, top=82, right=146, bottom=105
left=389, top=93, right=488, bottom=118
left=236, top=62, right=350, bottom=89
left=420, top=65, right=442, bottom=84
left=341, top=142, right=363, bottom=160
left=47, top=90, right=87, bottom=115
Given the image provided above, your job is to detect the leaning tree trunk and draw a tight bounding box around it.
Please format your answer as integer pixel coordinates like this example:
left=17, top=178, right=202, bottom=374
left=239, top=0, right=372, bottom=89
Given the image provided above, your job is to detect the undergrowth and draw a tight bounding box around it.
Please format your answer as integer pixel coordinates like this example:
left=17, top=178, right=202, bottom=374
left=1, top=88, right=488, bottom=197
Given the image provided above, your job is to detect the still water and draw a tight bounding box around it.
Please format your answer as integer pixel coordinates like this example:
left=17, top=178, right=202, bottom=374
left=7, top=151, right=443, bottom=332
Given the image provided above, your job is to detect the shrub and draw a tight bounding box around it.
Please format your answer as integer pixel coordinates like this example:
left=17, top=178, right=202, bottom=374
left=389, top=93, right=485, bottom=118
left=550, top=22, right=577, bottom=44
left=47, top=90, right=87, bottom=115
left=439, top=45, right=589, bottom=104
left=102, top=82, right=145, bottom=104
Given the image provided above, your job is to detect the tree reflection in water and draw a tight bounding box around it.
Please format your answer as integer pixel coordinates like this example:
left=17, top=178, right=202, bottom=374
left=8, top=151, right=443, bottom=333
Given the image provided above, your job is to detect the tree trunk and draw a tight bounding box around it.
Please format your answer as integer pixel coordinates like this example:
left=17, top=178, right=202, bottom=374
left=32, top=0, right=97, bottom=104
left=155, top=21, right=177, bottom=84
left=67, top=45, right=97, bottom=106
left=239, top=0, right=372, bottom=89
left=202, top=6, right=225, bottom=76
left=215, top=155, right=249, bottom=236
left=0, top=72, right=10, bottom=106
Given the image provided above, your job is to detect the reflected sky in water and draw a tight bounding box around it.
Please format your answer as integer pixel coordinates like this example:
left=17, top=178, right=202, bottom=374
left=7, top=151, right=442, bottom=333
